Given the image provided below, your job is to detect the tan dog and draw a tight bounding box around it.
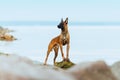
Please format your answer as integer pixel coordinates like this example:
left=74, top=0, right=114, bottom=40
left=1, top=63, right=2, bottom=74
left=44, top=18, right=70, bottom=65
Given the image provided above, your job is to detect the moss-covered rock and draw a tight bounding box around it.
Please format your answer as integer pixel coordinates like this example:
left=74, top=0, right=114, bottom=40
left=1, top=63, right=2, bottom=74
left=55, top=60, right=75, bottom=69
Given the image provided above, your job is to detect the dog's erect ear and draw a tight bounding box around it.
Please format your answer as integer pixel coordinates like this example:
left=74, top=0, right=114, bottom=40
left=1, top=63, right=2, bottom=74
left=65, top=17, right=68, bottom=24
left=61, top=18, right=63, bottom=23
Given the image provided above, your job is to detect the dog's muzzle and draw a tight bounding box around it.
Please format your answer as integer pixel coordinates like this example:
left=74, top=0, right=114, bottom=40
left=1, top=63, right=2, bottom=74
left=57, top=25, right=61, bottom=28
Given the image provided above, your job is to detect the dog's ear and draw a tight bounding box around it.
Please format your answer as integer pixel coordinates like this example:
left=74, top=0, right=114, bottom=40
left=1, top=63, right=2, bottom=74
left=61, top=18, right=63, bottom=23
left=65, top=17, right=68, bottom=24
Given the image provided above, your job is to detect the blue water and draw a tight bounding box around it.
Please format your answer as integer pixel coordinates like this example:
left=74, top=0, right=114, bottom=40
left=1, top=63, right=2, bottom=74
left=0, top=25, right=120, bottom=65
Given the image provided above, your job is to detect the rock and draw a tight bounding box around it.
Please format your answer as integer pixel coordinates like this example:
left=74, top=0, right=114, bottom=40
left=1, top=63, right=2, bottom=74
left=55, top=60, right=75, bottom=69
left=0, top=53, right=75, bottom=80
left=111, top=61, right=120, bottom=80
left=0, top=34, right=17, bottom=41
left=67, top=61, right=116, bottom=80
left=0, top=26, right=14, bottom=34
left=0, top=53, right=117, bottom=80
left=0, top=26, right=16, bottom=41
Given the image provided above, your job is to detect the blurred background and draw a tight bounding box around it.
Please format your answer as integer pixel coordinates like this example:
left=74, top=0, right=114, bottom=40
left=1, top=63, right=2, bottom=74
left=0, top=0, right=120, bottom=23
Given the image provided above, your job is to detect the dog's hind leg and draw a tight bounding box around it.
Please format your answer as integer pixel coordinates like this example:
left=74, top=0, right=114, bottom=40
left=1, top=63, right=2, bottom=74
left=44, top=50, right=50, bottom=65
left=53, top=45, right=59, bottom=65
left=44, top=42, right=55, bottom=65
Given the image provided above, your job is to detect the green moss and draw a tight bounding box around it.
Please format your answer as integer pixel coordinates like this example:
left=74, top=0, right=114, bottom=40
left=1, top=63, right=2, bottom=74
left=55, top=60, right=75, bottom=69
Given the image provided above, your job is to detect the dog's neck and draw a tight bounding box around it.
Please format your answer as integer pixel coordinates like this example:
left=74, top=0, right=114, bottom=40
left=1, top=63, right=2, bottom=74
left=60, top=26, right=68, bottom=40
left=61, top=26, right=68, bottom=34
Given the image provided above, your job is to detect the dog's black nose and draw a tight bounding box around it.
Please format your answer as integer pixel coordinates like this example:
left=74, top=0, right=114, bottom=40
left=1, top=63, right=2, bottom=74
left=57, top=25, right=60, bottom=28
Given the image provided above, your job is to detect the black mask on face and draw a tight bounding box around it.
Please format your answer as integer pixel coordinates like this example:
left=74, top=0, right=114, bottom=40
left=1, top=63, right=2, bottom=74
left=57, top=18, right=64, bottom=31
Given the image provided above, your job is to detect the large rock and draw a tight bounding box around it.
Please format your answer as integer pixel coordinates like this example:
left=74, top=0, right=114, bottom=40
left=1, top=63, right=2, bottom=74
left=0, top=26, right=13, bottom=35
left=0, top=26, right=14, bottom=33
left=67, top=61, right=116, bottom=80
left=111, top=61, right=120, bottom=80
left=0, top=26, right=16, bottom=41
left=0, top=53, right=75, bottom=80
left=0, top=53, right=117, bottom=80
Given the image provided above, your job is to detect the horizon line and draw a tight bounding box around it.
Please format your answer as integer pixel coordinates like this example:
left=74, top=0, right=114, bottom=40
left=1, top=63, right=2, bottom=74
left=0, top=21, right=120, bottom=26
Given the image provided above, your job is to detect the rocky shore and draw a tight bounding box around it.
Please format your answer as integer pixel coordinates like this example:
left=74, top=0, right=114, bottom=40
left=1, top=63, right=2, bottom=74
left=0, top=52, right=119, bottom=80
left=0, top=26, right=16, bottom=41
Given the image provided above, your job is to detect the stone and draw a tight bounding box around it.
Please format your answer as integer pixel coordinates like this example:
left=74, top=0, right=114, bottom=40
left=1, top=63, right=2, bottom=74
left=0, top=26, right=16, bottom=41
left=0, top=53, right=75, bottom=80
left=67, top=61, right=116, bottom=80
left=111, top=61, right=120, bottom=80
left=55, top=60, right=75, bottom=69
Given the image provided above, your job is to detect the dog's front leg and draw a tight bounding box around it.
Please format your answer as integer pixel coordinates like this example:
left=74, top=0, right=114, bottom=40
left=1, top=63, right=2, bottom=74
left=66, top=43, right=70, bottom=61
left=60, top=44, right=65, bottom=60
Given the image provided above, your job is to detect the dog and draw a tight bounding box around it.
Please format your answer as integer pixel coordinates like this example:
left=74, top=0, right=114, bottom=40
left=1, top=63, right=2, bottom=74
left=44, top=17, right=70, bottom=65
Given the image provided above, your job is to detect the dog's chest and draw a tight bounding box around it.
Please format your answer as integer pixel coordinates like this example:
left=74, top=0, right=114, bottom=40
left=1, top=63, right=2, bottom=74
left=61, top=34, right=68, bottom=45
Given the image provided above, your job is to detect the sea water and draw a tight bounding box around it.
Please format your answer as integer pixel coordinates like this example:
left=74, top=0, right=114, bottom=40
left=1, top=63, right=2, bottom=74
left=0, top=25, right=120, bottom=65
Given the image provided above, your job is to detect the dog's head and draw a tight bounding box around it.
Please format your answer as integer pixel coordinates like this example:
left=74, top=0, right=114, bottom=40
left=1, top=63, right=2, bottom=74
left=57, top=17, right=68, bottom=31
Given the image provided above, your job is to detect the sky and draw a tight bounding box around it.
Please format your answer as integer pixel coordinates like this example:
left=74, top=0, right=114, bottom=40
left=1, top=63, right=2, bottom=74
left=0, top=0, right=120, bottom=22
